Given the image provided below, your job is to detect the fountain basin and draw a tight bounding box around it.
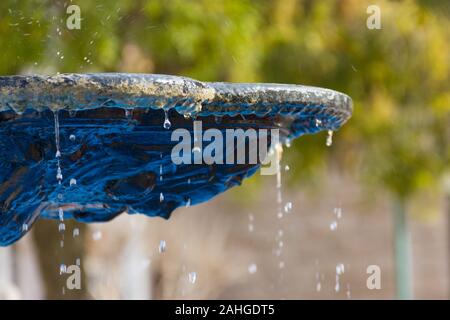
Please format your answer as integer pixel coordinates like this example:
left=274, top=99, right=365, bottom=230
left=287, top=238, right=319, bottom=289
left=0, top=73, right=352, bottom=246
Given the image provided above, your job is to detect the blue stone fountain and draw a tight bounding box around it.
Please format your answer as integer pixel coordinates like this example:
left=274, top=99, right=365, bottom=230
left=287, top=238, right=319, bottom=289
left=0, top=73, right=352, bottom=246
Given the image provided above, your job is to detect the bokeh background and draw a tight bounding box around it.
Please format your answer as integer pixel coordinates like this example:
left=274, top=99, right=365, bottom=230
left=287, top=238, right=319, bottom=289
left=0, top=0, right=449, bottom=299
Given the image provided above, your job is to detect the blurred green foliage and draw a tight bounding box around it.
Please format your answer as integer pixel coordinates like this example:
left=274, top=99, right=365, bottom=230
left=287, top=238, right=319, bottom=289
left=0, top=0, right=449, bottom=208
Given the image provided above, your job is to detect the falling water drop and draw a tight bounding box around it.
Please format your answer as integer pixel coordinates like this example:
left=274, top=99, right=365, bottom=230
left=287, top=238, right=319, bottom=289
left=330, top=221, right=338, bottom=231
left=284, top=202, right=292, bottom=214
left=58, top=223, right=65, bottom=232
left=163, top=110, right=171, bottom=130
left=285, top=138, right=291, bottom=148
left=248, top=214, right=254, bottom=232
left=59, top=264, right=67, bottom=275
left=336, top=263, right=345, bottom=275
left=58, top=208, right=64, bottom=221
left=335, top=275, right=340, bottom=292
left=185, top=198, right=191, bottom=208
left=188, top=272, right=197, bottom=284
left=70, top=178, right=77, bottom=186
left=326, top=130, right=333, bottom=147
left=248, top=263, right=257, bottom=274
left=315, top=119, right=322, bottom=127
left=159, top=192, right=164, bottom=202
left=73, top=228, right=79, bottom=238
left=284, top=165, right=290, bottom=171
left=315, top=272, right=322, bottom=292
left=22, top=223, right=28, bottom=232
left=334, top=207, right=342, bottom=219
left=69, top=134, right=76, bottom=141
left=316, top=282, right=322, bottom=292
left=92, top=230, right=102, bottom=241
left=56, top=167, right=63, bottom=182
left=159, top=240, right=166, bottom=253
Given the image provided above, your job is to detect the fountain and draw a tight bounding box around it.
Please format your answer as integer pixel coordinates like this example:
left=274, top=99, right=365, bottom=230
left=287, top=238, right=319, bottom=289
left=0, top=73, right=352, bottom=246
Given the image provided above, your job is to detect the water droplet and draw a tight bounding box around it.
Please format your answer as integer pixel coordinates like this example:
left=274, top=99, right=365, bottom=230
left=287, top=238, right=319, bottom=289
left=284, top=165, right=290, bottom=171
left=60, top=240, right=64, bottom=248
left=159, top=192, right=164, bottom=202
left=69, top=134, right=76, bottom=141
left=92, top=230, right=102, bottom=241
left=248, top=263, right=257, bottom=274
left=73, top=228, right=79, bottom=238
left=55, top=151, right=61, bottom=158
left=330, top=221, right=338, bottom=231
left=159, top=240, right=166, bottom=253
left=285, top=138, right=291, bottom=148
left=334, top=207, right=342, bottom=219
left=56, top=167, right=63, bottom=181
left=188, top=272, right=197, bottom=284
left=58, top=208, right=64, bottom=221
left=284, top=202, right=292, bottom=214
left=22, top=223, right=28, bottom=232
left=59, top=264, right=67, bottom=275
left=70, top=178, right=77, bottom=186
left=185, top=198, right=191, bottom=208
left=316, top=282, right=322, bottom=292
left=336, top=263, right=345, bottom=275
left=163, top=110, right=171, bottom=129
left=58, top=223, right=65, bottom=232
left=187, top=178, right=191, bottom=184
left=326, top=130, right=333, bottom=147
left=335, top=280, right=340, bottom=292
left=315, top=119, right=322, bottom=127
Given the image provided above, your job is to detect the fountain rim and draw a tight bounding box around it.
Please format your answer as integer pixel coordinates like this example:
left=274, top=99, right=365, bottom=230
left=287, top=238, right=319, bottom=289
left=0, top=73, right=352, bottom=135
